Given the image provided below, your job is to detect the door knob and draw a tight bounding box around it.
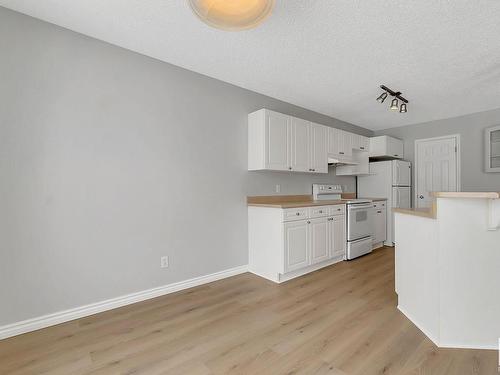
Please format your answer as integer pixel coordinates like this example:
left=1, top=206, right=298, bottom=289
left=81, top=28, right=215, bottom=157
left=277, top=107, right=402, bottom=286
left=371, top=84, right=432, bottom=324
left=419, top=195, right=424, bottom=199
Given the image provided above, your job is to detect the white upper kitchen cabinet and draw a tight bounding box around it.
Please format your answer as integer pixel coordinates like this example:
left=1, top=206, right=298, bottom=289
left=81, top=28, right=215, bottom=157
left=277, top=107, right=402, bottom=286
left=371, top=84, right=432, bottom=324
left=290, top=116, right=310, bottom=172
left=248, top=109, right=328, bottom=173
left=328, top=128, right=352, bottom=159
left=351, top=133, right=369, bottom=152
left=309, top=123, right=328, bottom=173
left=248, top=109, right=289, bottom=171
left=339, top=130, right=353, bottom=157
left=369, top=135, right=404, bottom=159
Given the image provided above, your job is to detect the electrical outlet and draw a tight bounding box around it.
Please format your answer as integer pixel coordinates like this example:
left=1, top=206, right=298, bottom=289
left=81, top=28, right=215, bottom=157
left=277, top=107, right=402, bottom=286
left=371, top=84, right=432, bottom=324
left=160, top=256, right=169, bottom=269
left=275, top=184, right=281, bottom=193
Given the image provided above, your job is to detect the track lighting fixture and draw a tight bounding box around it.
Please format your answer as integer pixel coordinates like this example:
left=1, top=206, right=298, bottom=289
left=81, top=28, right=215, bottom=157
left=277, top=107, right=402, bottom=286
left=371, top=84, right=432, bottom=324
left=376, top=85, right=409, bottom=114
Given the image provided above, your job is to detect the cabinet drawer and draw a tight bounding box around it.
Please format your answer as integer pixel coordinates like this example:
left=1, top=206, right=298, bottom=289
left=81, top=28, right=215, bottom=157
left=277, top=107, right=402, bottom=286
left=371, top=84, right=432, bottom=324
left=309, top=206, right=330, bottom=218
left=283, top=208, right=308, bottom=222
left=329, top=205, right=345, bottom=216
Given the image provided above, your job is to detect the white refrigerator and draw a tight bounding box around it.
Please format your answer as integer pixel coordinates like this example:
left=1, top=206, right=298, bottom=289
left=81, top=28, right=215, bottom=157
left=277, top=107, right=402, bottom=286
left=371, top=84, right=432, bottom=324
left=358, top=160, right=411, bottom=246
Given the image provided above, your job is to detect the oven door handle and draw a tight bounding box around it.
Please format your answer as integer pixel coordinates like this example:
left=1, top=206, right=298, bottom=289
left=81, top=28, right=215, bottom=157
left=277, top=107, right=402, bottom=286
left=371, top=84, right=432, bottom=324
left=348, top=204, right=373, bottom=211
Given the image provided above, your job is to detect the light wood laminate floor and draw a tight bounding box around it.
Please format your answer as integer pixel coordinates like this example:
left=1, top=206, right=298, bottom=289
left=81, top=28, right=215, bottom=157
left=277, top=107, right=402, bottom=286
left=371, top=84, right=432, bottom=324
left=0, top=247, right=497, bottom=374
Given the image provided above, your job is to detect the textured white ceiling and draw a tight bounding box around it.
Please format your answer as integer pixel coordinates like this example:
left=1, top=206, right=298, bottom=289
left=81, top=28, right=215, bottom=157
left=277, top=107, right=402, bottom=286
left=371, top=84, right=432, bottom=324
left=1, top=0, right=500, bottom=130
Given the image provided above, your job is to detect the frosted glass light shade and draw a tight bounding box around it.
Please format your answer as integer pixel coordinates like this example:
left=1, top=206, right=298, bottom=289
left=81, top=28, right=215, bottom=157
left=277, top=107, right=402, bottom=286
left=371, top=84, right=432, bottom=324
left=188, top=0, right=275, bottom=31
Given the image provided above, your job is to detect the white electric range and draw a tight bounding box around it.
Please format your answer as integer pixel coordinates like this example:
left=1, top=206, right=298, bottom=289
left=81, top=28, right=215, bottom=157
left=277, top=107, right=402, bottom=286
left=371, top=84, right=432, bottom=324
left=312, top=184, right=373, bottom=260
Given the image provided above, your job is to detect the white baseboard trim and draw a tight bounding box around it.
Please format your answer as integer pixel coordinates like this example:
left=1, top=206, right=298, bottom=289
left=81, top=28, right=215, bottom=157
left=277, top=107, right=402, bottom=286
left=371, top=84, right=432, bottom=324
left=278, top=256, right=343, bottom=283
left=397, top=305, right=498, bottom=351
left=0, top=265, right=248, bottom=340
left=439, top=342, right=498, bottom=350
left=438, top=342, right=498, bottom=350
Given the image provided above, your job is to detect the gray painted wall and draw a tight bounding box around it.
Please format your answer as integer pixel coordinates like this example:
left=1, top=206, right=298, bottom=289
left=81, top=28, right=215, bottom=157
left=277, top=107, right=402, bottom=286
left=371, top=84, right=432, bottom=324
left=376, top=109, right=500, bottom=192
left=0, top=7, right=371, bottom=326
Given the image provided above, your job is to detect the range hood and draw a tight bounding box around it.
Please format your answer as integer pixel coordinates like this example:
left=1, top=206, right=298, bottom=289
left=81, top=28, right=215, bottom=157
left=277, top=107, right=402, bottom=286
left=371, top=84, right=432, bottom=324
left=328, top=156, right=359, bottom=166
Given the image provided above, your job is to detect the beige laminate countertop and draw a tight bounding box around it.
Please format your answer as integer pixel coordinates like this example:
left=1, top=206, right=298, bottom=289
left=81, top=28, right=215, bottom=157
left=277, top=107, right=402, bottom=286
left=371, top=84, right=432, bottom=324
left=247, top=197, right=344, bottom=208
left=247, top=195, right=387, bottom=208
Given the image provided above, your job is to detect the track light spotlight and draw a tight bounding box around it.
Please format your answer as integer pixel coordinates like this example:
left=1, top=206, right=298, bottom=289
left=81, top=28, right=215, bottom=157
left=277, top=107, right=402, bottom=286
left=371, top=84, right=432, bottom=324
left=390, top=98, right=399, bottom=111
left=400, top=103, right=407, bottom=113
left=376, top=92, right=388, bottom=103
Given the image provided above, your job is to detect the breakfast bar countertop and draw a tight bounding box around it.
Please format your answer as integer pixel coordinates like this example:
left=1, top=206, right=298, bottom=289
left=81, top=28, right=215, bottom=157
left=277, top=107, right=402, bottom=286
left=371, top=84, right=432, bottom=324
left=393, top=192, right=500, bottom=219
left=393, top=207, right=437, bottom=219
left=432, top=192, right=500, bottom=199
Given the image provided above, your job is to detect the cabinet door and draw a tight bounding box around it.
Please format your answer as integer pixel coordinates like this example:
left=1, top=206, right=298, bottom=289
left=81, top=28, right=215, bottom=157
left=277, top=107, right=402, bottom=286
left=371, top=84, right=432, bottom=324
left=310, top=217, right=329, bottom=264
left=373, top=208, right=387, bottom=243
left=330, top=215, right=346, bottom=258
left=328, top=127, right=339, bottom=155
left=265, top=111, right=289, bottom=170
left=310, top=123, right=328, bottom=173
left=387, top=136, right=404, bottom=159
left=290, top=117, right=309, bottom=172
left=351, top=133, right=360, bottom=151
left=284, top=220, right=310, bottom=273
left=358, top=135, right=369, bottom=151
left=338, top=130, right=353, bottom=157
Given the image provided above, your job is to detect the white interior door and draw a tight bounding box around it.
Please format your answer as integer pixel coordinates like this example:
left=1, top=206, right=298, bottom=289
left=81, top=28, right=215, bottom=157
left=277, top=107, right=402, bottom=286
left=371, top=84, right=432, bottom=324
left=415, top=136, right=459, bottom=208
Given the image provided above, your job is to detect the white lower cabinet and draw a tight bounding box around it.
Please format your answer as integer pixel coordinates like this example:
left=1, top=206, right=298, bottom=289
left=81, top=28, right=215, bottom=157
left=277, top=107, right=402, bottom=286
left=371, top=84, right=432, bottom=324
left=330, top=215, right=346, bottom=258
left=310, top=217, right=329, bottom=265
left=249, top=204, right=346, bottom=283
left=284, top=220, right=310, bottom=272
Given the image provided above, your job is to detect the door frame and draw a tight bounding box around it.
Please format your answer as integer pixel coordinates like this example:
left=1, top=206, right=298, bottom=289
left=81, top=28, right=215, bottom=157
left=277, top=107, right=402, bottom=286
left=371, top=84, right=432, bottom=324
left=414, top=134, right=461, bottom=208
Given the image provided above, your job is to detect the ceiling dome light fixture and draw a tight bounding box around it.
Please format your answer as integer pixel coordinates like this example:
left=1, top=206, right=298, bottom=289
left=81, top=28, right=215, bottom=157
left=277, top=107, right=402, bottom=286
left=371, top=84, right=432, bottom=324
left=376, top=85, right=409, bottom=114
left=188, top=0, right=275, bottom=31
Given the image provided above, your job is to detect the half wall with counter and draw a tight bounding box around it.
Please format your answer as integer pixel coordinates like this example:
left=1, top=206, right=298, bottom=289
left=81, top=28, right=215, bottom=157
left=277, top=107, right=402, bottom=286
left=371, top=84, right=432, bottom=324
left=394, top=192, right=500, bottom=349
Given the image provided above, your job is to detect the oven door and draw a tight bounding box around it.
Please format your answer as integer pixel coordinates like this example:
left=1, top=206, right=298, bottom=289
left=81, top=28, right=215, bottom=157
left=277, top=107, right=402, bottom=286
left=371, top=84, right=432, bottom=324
left=347, top=203, right=373, bottom=241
